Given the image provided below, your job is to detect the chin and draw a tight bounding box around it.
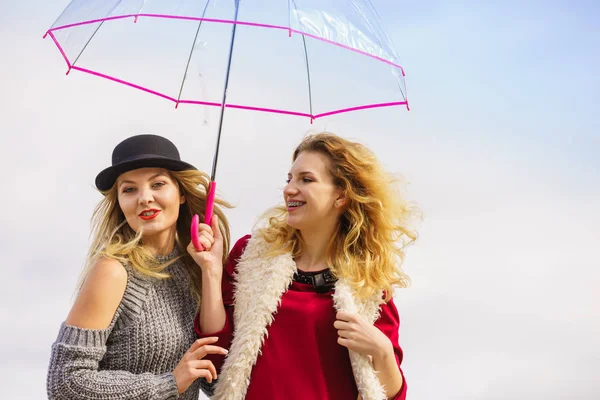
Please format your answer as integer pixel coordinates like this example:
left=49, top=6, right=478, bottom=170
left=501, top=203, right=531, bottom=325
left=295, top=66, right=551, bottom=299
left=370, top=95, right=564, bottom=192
left=286, top=216, right=302, bottom=230
left=140, top=228, right=161, bottom=238
left=139, top=222, right=166, bottom=236
left=287, top=217, right=315, bottom=232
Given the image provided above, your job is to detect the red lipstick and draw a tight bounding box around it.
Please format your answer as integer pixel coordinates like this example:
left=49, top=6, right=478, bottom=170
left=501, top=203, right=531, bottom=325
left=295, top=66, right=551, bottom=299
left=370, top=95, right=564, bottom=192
left=139, top=209, right=161, bottom=220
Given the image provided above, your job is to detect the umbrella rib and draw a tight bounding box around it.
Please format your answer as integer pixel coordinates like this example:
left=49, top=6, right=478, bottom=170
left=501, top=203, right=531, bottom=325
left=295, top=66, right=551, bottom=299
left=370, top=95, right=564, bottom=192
left=301, top=34, right=314, bottom=121
left=176, top=0, right=212, bottom=106
left=396, top=75, right=407, bottom=102
left=287, top=0, right=292, bottom=36
left=290, top=0, right=314, bottom=120
left=71, top=20, right=105, bottom=68
left=364, top=0, right=408, bottom=107
left=72, top=0, right=125, bottom=68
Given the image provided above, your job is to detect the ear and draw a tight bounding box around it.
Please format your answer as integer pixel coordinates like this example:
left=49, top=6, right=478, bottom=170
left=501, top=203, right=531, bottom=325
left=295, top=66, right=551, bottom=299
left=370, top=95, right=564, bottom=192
left=174, top=179, right=186, bottom=205
left=334, top=190, right=347, bottom=208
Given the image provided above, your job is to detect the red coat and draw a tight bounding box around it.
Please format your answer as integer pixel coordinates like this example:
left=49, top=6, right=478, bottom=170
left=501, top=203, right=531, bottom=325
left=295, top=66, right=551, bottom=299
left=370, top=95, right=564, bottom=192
left=196, top=235, right=407, bottom=400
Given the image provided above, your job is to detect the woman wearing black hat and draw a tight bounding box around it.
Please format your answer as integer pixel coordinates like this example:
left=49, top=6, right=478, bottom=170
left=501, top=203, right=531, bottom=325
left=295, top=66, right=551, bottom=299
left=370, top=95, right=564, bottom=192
left=47, top=134, right=231, bottom=400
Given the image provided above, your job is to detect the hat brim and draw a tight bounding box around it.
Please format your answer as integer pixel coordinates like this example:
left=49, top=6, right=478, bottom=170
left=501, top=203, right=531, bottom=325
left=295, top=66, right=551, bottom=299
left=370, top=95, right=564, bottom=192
left=95, top=155, right=197, bottom=191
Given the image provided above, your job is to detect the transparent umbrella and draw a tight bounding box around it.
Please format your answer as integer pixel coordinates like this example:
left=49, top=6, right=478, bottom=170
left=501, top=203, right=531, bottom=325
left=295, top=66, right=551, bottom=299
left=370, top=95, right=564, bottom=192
left=44, top=0, right=409, bottom=246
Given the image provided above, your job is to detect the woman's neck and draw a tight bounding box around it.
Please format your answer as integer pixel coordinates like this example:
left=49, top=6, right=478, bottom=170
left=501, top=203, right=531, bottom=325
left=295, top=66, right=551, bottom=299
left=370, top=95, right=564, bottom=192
left=296, top=223, right=337, bottom=272
left=143, top=228, right=177, bottom=256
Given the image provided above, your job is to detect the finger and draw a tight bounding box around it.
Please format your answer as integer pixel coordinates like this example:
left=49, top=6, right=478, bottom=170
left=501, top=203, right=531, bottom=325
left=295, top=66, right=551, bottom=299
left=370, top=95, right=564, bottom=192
left=187, top=240, right=207, bottom=254
left=337, top=337, right=350, bottom=348
left=188, top=239, right=210, bottom=255
left=337, top=329, right=352, bottom=339
left=336, top=311, right=354, bottom=322
left=188, top=359, right=217, bottom=380
left=188, top=337, right=219, bottom=353
left=186, top=241, right=195, bottom=256
left=333, top=320, right=351, bottom=330
left=200, top=230, right=215, bottom=245
left=198, top=235, right=212, bottom=251
left=191, top=344, right=229, bottom=359
left=197, top=223, right=214, bottom=237
left=211, top=215, right=223, bottom=240
left=190, top=368, right=214, bottom=383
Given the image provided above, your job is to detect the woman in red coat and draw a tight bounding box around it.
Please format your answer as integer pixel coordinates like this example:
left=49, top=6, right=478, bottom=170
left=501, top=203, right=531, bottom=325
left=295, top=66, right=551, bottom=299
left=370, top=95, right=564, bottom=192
left=190, top=133, right=418, bottom=400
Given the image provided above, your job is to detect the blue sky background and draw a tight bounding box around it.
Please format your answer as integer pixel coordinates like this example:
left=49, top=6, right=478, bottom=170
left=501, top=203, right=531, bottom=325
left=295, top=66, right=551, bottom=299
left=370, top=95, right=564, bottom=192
left=0, top=1, right=598, bottom=399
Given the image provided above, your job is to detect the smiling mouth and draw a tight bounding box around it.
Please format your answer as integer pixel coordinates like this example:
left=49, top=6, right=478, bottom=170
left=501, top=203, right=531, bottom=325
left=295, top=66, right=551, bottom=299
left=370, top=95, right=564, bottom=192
left=287, top=201, right=306, bottom=210
left=139, top=210, right=161, bottom=220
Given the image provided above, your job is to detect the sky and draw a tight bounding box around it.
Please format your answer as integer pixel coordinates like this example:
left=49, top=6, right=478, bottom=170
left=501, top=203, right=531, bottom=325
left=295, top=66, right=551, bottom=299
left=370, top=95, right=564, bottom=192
left=0, top=0, right=599, bottom=399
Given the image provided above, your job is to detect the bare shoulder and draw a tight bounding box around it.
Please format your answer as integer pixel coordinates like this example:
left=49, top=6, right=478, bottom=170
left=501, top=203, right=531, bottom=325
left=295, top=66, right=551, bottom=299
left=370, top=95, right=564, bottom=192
left=65, top=258, right=128, bottom=330
left=87, top=257, right=128, bottom=284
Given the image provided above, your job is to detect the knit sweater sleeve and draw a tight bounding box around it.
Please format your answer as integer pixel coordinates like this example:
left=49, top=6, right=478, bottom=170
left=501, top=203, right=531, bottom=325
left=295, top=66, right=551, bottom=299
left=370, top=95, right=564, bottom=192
left=47, top=322, right=178, bottom=400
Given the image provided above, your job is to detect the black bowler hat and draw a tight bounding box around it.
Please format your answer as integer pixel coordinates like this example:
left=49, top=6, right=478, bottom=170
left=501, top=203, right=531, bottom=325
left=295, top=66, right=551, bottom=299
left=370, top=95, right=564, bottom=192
left=95, top=134, right=197, bottom=191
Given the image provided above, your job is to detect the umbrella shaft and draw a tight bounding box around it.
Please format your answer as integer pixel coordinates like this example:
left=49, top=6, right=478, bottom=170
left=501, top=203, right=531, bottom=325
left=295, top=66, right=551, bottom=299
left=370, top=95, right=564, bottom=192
left=212, top=0, right=240, bottom=181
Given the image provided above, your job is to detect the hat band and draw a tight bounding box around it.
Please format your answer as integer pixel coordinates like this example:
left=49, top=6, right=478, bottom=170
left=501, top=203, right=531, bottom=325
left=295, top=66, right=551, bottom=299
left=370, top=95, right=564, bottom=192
left=115, top=153, right=171, bottom=165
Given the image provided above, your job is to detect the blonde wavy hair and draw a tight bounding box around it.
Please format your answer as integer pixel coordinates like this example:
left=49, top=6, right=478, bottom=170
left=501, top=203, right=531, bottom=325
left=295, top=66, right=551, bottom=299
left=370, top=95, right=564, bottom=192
left=79, top=169, right=232, bottom=306
left=259, top=133, right=419, bottom=301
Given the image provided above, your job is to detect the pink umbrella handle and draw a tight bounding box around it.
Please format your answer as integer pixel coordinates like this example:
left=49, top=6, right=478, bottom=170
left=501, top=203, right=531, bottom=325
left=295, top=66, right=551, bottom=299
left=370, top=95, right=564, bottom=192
left=204, top=181, right=216, bottom=225
left=190, top=214, right=203, bottom=251
left=190, top=181, right=217, bottom=251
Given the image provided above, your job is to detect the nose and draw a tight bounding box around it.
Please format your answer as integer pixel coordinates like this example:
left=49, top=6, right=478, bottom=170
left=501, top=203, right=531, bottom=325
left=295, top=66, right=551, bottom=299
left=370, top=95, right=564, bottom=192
left=137, top=186, right=154, bottom=206
left=283, top=181, right=298, bottom=197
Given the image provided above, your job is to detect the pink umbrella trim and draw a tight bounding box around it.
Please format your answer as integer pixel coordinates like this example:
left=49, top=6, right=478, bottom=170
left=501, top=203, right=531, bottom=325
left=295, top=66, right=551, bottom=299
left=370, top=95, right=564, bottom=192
left=44, top=13, right=410, bottom=118
left=47, top=13, right=406, bottom=74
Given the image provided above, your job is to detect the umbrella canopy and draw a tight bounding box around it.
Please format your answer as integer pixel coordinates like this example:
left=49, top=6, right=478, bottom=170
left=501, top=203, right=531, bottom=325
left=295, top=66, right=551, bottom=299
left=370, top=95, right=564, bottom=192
left=44, top=0, right=409, bottom=247
left=45, top=0, right=408, bottom=121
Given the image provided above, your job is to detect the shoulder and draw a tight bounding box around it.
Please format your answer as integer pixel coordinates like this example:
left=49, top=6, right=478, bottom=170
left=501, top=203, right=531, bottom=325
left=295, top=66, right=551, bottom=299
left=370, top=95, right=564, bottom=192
left=225, top=235, right=251, bottom=271
left=381, top=296, right=399, bottom=317
left=375, top=296, right=401, bottom=332
left=90, top=257, right=128, bottom=282
left=65, top=258, right=128, bottom=330
left=221, top=235, right=251, bottom=303
left=231, top=235, right=251, bottom=257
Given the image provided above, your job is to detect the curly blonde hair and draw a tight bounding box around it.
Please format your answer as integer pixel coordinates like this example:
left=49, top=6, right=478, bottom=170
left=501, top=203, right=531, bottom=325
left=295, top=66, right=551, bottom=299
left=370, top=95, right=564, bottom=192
left=79, top=169, right=232, bottom=307
left=259, top=133, right=419, bottom=301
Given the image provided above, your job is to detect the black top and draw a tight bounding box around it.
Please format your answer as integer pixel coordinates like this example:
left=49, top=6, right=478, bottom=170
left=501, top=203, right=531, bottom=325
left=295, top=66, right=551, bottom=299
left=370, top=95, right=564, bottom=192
left=293, top=268, right=337, bottom=293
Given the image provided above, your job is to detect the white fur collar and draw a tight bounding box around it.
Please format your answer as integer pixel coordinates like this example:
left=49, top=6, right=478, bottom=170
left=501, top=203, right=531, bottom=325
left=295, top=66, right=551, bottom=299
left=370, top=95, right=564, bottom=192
left=212, top=234, right=387, bottom=400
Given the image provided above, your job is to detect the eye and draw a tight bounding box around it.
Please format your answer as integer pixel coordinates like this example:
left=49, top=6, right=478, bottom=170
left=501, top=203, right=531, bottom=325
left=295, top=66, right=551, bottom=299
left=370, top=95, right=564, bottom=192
left=285, top=179, right=291, bottom=184
left=122, top=187, right=135, bottom=194
left=152, top=181, right=166, bottom=189
left=302, top=178, right=313, bottom=183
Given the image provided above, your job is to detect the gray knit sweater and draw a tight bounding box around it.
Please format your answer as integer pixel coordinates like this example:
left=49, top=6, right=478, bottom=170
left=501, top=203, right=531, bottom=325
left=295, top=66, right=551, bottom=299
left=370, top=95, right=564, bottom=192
left=47, top=250, right=210, bottom=399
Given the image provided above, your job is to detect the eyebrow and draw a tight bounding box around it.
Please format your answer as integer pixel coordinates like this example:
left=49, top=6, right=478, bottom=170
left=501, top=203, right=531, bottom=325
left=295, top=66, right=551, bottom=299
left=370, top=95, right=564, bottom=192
left=118, top=173, right=167, bottom=187
left=288, top=171, right=315, bottom=177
